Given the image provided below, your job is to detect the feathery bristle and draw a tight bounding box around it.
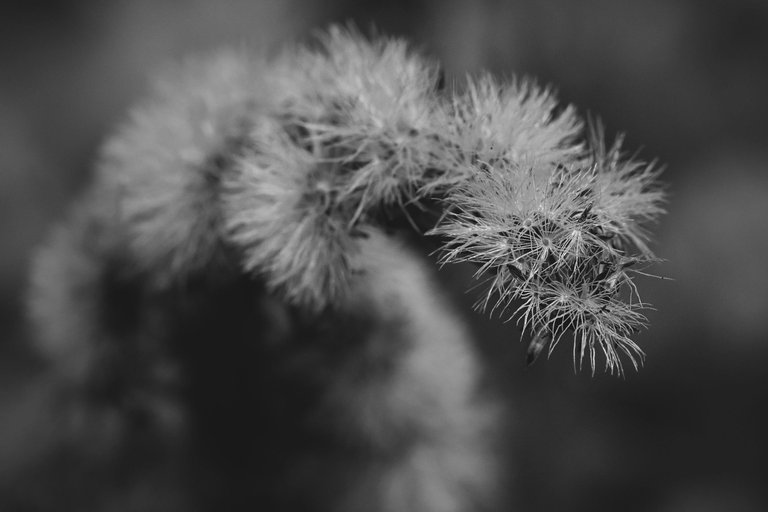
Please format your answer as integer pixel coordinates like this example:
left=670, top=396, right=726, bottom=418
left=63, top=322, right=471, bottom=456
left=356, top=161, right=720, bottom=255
left=98, top=50, right=265, bottom=285
left=79, top=26, right=664, bottom=372
left=221, top=117, right=358, bottom=310
left=272, top=27, right=444, bottom=209
left=432, top=123, right=663, bottom=374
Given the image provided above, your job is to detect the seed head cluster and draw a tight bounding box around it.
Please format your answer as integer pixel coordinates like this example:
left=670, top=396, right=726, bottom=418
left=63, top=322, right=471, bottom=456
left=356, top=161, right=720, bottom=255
left=77, top=27, right=664, bottom=373
left=433, top=124, right=664, bottom=374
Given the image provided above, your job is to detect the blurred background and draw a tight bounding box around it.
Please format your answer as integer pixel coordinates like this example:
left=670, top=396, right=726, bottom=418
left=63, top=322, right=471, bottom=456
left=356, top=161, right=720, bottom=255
left=1, top=1, right=767, bottom=511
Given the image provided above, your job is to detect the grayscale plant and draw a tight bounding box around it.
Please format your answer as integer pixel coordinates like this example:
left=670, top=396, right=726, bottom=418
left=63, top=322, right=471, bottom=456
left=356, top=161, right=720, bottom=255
left=30, top=26, right=666, bottom=391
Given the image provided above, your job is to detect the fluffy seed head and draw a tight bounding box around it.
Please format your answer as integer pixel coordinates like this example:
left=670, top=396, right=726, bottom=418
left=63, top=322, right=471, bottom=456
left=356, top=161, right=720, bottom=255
left=426, top=74, right=583, bottom=194
left=70, top=26, right=665, bottom=373
left=222, top=117, right=359, bottom=310
left=271, top=26, right=444, bottom=210
left=98, top=50, right=265, bottom=285
left=433, top=125, right=664, bottom=375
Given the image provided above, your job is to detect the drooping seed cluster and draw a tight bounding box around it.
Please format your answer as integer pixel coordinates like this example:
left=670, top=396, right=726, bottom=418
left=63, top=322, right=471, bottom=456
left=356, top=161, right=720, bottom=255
left=88, top=26, right=664, bottom=373
left=433, top=120, right=664, bottom=374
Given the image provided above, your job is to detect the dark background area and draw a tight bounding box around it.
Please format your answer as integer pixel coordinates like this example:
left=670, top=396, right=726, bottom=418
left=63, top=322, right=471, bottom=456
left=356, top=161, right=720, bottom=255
left=2, top=1, right=768, bottom=511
